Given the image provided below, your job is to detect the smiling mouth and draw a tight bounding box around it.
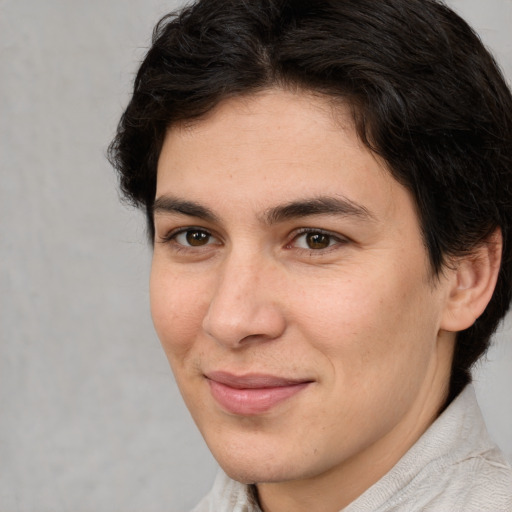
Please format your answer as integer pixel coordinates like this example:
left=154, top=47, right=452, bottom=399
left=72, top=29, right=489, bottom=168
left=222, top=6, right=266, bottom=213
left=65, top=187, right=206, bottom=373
left=205, top=371, right=313, bottom=415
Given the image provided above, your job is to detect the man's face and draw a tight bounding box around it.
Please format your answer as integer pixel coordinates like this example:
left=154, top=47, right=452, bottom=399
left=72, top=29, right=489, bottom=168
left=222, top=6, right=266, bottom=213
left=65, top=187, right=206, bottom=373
left=150, top=89, right=455, bottom=488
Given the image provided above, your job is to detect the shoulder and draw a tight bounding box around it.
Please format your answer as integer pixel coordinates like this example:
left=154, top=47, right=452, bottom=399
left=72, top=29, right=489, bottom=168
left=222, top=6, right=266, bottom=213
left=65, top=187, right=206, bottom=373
left=345, top=385, right=512, bottom=512
left=358, top=446, right=512, bottom=512
left=422, top=386, right=512, bottom=510
left=421, top=448, right=512, bottom=511
left=405, top=385, right=512, bottom=510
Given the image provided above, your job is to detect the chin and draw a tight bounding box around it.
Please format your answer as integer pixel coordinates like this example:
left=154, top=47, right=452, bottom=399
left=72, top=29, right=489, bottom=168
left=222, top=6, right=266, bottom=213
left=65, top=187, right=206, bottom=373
left=209, top=445, right=277, bottom=483
left=208, top=437, right=320, bottom=485
left=199, top=421, right=297, bottom=482
left=219, top=459, right=296, bottom=485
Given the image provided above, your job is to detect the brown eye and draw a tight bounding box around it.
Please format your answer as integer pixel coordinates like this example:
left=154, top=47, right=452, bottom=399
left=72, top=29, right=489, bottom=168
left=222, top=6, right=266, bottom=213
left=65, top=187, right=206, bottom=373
left=185, top=230, right=210, bottom=246
left=306, top=232, right=331, bottom=249
left=167, top=228, right=220, bottom=250
left=292, top=230, right=343, bottom=251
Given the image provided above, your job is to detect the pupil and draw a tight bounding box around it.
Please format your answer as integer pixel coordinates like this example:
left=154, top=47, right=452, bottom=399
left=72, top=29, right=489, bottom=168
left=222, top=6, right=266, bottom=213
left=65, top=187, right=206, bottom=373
left=307, top=232, right=330, bottom=249
left=186, top=230, right=209, bottom=246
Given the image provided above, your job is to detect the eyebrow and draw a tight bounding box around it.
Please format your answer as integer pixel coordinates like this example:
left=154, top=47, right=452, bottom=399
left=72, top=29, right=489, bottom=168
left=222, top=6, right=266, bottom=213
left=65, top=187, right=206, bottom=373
left=153, top=196, right=219, bottom=223
left=152, top=195, right=374, bottom=225
left=261, top=196, right=375, bottom=225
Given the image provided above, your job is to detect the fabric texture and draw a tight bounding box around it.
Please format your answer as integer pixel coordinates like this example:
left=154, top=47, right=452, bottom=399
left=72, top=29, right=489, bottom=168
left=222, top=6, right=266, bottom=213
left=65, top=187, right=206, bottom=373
left=191, top=384, right=512, bottom=511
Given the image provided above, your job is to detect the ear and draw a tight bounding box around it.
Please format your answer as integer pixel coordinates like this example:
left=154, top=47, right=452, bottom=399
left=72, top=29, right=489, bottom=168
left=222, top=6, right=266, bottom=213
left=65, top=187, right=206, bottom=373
left=440, top=229, right=502, bottom=333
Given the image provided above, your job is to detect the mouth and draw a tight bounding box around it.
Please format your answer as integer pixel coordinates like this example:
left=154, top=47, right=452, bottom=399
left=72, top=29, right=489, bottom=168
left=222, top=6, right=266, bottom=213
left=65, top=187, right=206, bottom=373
left=205, top=371, right=313, bottom=416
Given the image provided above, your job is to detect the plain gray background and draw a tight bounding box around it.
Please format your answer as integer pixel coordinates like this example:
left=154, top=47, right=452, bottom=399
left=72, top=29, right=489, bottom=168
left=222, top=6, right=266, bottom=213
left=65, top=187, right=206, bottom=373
left=1, top=1, right=511, bottom=511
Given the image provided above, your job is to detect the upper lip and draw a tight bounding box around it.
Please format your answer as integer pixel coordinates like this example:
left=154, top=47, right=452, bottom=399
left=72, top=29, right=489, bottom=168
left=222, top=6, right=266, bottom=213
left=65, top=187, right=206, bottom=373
left=205, top=371, right=313, bottom=389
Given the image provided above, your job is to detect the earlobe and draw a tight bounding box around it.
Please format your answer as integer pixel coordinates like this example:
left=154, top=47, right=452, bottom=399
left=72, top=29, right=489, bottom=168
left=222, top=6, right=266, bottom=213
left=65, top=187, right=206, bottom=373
left=440, top=229, right=502, bottom=333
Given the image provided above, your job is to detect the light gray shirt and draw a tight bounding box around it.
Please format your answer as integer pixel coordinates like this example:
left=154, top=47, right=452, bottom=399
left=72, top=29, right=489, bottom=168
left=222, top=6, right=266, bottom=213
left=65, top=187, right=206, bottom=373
left=192, top=384, right=512, bottom=511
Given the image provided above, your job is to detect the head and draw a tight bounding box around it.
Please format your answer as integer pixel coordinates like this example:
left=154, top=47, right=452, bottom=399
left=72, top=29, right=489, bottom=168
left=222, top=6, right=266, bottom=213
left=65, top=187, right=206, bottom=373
left=109, top=0, right=512, bottom=497
left=110, top=0, right=512, bottom=399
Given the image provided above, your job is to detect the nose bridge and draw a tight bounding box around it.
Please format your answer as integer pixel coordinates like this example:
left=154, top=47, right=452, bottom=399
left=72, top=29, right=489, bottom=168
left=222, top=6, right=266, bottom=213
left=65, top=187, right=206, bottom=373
left=202, top=247, right=285, bottom=347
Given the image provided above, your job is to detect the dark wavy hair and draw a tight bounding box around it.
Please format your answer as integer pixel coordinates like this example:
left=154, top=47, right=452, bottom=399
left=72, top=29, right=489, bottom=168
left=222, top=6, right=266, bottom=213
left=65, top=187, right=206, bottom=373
left=109, top=0, right=512, bottom=402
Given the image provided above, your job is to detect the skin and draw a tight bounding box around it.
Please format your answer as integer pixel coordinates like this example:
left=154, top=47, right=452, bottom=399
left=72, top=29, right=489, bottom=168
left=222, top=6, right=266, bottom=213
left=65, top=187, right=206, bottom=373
left=150, top=89, right=462, bottom=512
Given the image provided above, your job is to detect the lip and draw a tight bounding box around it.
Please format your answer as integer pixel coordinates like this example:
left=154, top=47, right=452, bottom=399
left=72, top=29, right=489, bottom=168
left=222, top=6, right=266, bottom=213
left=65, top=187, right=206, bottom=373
left=205, top=371, right=313, bottom=415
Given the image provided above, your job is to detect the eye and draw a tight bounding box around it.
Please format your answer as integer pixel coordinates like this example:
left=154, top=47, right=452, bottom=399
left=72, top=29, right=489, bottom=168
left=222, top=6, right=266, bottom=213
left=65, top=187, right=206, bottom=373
left=292, top=230, right=344, bottom=250
left=168, top=228, right=219, bottom=248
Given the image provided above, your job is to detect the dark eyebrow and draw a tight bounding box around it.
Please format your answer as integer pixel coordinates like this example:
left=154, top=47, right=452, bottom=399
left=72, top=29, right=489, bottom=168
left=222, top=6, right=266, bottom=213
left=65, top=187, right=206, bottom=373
left=153, top=194, right=374, bottom=225
left=262, top=196, right=374, bottom=225
left=153, top=196, right=219, bottom=223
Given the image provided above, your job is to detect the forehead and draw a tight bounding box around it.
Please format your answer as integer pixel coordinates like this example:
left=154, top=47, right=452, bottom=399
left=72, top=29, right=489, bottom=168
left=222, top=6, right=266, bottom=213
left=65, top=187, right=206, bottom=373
left=155, top=88, right=413, bottom=229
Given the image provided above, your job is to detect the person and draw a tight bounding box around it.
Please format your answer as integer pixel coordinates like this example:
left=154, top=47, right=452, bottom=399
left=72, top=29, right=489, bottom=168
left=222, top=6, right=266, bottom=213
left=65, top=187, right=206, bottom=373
left=108, top=0, right=512, bottom=510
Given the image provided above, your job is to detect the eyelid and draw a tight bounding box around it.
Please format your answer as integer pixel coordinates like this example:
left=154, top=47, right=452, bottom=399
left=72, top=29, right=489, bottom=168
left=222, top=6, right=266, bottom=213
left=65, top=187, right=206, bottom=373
left=156, top=225, right=348, bottom=253
left=158, top=226, right=220, bottom=246
left=287, top=227, right=349, bottom=250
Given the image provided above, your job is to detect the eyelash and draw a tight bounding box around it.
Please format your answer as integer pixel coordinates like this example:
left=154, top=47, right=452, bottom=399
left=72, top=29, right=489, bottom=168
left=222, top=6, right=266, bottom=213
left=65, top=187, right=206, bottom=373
left=158, top=227, right=348, bottom=253
left=159, top=226, right=219, bottom=249
left=288, top=228, right=348, bottom=253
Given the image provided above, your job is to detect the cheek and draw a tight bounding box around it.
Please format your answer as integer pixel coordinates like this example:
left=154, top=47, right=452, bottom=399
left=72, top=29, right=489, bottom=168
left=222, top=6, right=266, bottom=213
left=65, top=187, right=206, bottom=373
left=296, top=265, right=439, bottom=373
left=149, top=264, right=209, bottom=361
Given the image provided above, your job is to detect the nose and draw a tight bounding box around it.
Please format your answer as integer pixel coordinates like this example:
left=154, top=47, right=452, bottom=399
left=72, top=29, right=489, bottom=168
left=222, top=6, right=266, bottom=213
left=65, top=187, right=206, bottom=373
left=202, top=255, right=286, bottom=348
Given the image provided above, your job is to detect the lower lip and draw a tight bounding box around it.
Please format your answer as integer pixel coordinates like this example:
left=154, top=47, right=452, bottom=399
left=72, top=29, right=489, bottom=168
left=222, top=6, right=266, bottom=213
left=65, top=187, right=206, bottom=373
left=208, top=380, right=310, bottom=415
